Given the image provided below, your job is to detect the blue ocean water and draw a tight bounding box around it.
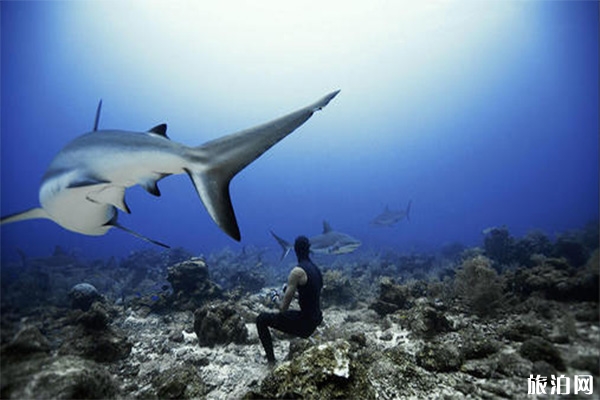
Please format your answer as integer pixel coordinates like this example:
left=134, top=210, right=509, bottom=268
left=1, top=1, right=598, bottom=263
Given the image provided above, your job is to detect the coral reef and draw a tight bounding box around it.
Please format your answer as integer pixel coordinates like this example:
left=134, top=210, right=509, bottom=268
left=519, top=337, right=566, bottom=371
left=1, top=355, right=120, bottom=399
left=369, top=277, right=411, bottom=316
left=0, top=223, right=598, bottom=399
left=2, top=326, right=51, bottom=356
left=207, top=247, right=271, bottom=294
left=69, top=282, right=103, bottom=311
left=321, top=269, right=357, bottom=308
left=483, top=222, right=599, bottom=269
left=167, top=258, right=223, bottom=311
left=416, top=341, right=464, bottom=372
left=397, top=299, right=451, bottom=338
left=193, top=301, right=248, bottom=347
left=250, top=340, right=374, bottom=399
left=453, top=255, right=503, bottom=317
left=508, top=251, right=599, bottom=302
left=58, top=301, right=132, bottom=363
left=151, top=364, right=207, bottom=399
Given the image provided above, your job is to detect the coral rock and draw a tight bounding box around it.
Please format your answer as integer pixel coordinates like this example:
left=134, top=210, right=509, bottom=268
left=68, top=283, right=102, bottom=311
left=193, top=301, right=248, bottom=347
left=167, top=258, right=223, bottom=310
left=416, top=342, right=463, bottom=372
left=1, top=355, right=119, bottom=399
left=2, top=326, right=51, bottom=356
left=370, top=278, right=410, bottom=316
left=255, top=340, right=374, bottom=399
left=519, top=337, right=566, bottom=371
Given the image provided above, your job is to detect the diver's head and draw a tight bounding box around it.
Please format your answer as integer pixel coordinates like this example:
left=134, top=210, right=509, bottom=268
left=294, top=236, right=311, bottom=260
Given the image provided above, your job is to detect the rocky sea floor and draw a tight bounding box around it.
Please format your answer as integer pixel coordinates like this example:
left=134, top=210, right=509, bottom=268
left=1, top=225, right=599, bottom=399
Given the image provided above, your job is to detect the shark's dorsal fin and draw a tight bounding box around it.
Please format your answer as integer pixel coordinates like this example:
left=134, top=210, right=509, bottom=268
left=148, top=124, right=168, bottom=138
left=93, top=99, right=103, bottom=131
left=322, top=220, right=333, bottom=234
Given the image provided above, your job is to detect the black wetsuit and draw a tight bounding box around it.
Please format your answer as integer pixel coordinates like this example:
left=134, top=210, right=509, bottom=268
left=256, top=258, right=323, bottom=363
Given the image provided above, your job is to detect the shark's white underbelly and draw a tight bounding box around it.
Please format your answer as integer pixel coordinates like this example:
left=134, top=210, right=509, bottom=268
left=40, top=183, right=116, bottom=235
left=39, top=151, right=188, bottom=235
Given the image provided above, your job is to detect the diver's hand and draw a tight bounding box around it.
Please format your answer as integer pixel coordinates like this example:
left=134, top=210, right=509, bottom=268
left=269, top=288, right=280, bottom=304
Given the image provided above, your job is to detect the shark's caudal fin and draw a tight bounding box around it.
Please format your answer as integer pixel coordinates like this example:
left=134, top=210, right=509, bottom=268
left=1, top=208, right=51, bottom=225
left=270, top=230, right=292, bottom=261
left=187, top=90, right=340, bottom=241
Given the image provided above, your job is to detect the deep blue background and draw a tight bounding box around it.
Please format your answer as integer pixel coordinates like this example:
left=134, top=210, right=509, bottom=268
left=1, top=1, right=598, bottom=262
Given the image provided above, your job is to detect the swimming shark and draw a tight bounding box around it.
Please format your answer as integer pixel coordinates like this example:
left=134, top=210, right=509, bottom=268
left=1, top=91, right=340, bottom=247
left=271, top=221, right=361, bottom=260
left=371, top=200, right=412, bottom=227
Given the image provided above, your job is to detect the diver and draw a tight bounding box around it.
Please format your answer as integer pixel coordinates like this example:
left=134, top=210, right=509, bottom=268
left=256, top=236, right=323, bottom=364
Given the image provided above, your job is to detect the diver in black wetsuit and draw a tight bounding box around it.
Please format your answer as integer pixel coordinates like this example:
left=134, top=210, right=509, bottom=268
left=256, top=236, right=323, bottom=364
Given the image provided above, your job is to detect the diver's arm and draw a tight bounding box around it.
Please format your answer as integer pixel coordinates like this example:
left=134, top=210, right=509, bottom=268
left=280, top=267, right=307, bottom=312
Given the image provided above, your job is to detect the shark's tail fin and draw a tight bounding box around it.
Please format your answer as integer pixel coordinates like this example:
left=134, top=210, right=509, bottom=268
left=185, top=90, right=340, bottom=241
left=406, top=200, right=412, bottom=221
left=270, top=230, right=292, bottom=261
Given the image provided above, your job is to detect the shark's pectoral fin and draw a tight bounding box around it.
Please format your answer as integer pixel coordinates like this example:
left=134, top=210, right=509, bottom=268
left=107, top=219, right=170, bottom=248
left=185, top=168, right=240, bottom=241
left=86, top=186, right=131, bottom=213
left=1, top=207, right=51, bottom=225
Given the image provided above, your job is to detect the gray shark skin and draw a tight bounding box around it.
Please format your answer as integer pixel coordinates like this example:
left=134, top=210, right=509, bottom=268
left=1, top=91, right=340, bottom=247
left=371, top=200, right=412, bottom=227
left=271, top=221, right=361, bottom=260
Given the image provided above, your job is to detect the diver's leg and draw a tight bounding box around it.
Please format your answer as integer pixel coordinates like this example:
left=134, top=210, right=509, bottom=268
left=256, top=312, right=276, bottom=363
left=268, top=310, right=315, bottom=338
left=257, top=311, right=318, bottom=363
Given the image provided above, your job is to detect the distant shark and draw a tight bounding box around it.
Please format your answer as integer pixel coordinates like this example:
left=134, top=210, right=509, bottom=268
left=1, top=91, right=340, bottom=247
left=271, top=221, right=361, bottom=260
left=371, top=200, right=412, bottom=227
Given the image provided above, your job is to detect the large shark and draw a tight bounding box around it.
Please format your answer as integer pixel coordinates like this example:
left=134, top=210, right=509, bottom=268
left=1, top=91, right=340, bottom=247
left=371, top=200, right=412, bottom=227
left=271, top=221, right=361, bottom=260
